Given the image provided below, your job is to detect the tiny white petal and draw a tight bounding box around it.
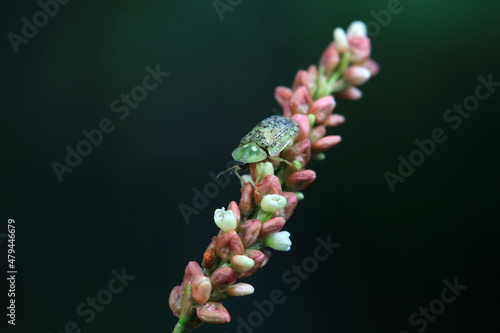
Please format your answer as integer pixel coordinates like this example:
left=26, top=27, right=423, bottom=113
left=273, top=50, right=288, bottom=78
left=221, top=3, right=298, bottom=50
left=333, top=27, right=348, bottom=53
left=347, top=21, right=367, bottom=38
left=213, top=208, right=236, bottom=232
left=265, top=231, right=292, bottom=251
left=260, top=194, right=287, bottom=213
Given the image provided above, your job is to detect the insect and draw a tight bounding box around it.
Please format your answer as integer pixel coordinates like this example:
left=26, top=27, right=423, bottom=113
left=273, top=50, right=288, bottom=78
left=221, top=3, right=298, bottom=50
left=232, top=115, right=300, bottom=164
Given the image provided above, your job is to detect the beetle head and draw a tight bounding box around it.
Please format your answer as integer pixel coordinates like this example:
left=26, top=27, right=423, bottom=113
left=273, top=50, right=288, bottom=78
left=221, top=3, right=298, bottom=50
left=231, top=143, right=267, bottom=164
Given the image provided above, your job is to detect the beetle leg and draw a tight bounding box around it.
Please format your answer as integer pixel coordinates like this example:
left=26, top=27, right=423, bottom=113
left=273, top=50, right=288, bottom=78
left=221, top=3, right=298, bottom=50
left=268, top=156, right=301, bottom=171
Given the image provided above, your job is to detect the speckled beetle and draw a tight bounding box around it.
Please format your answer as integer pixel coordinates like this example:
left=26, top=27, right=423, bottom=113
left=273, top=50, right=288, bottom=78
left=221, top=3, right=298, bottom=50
left=232, top=115, right=299, bottom=164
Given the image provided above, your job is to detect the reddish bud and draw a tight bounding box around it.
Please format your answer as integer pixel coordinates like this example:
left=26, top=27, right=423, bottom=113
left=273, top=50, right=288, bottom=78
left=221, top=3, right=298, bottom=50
left=312, top=135, right=342, bottom=153
left=307, top=65, right=318, bottom=81
left=240, top=249, right=266, bottom=277
left=282, top=192, right=298, bottom=220
left=196, top=302, right=231, bottom=324
left=337, top=87, right=362, bottom=100
left=285, top=170, right=317, bottom=191
left=226, top=283, right=255, bottom=297
left=183, top=261, right=204, bottom=287
left=210, top=267, right=236, bottom=292
left=275, top=86, right=293, bottom=107
left=228, top=201, right=241, bottom=225
left=320, top=42, right=340, bottom=74
left=216, top=230, right=236, bottom=261
left=291, top=114, right=310, bottom=142
left=191, top=276, right=212, bottom=304
left=309, top=125, right=326, bottom=143
left=348, top=35, right=371, bottom=63
left=260, top=249, right=272, bottom=268
left=346, top=66, right=371, bottom=86
left=239, top=182, right=255, bottom=217
left=290, top=86, right=311, bottom=115
left=169, top=285, right=183, bottom=318
left=292, top=70, right=313, bottom=92
left=309, top=95, right=336, bottom=124
left=324, top=114, right=345, bottom=127
left=363, top=59, right=380, bottom=77
left=260, top=217, right=286, bottom=240
left=254, top=174, right=282, bottom=204
left=284, top=138, right=310, bottom=165
left=239, top=220, right=262, bottom=248
left=229, top=232, right=245, bottom=256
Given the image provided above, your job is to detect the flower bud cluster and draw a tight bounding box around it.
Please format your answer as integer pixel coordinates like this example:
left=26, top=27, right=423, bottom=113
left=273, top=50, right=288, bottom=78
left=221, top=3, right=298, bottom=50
left=169, top=20, right=378, bottom=330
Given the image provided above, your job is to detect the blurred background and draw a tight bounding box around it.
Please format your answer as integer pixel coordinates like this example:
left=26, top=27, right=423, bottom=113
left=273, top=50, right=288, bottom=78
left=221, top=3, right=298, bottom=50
left=1, top=0, right=499, bottom=332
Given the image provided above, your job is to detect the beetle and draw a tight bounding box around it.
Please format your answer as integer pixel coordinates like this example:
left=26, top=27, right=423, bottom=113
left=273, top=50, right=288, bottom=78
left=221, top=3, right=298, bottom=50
left=232, top=115, right=300, bottom=164
left=217, top=115, right=301, bottom=181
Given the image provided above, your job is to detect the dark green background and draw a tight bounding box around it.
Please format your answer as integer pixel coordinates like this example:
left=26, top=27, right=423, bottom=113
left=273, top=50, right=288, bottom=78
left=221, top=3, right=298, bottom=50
left=1, top=0, right=499, bottom=332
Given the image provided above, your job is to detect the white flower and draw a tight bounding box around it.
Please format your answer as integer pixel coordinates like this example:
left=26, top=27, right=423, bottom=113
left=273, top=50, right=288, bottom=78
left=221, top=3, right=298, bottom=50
left=213, top=208, right=236, bottom=232
left=333, top=27, right=348, bottom=53
left=265, top=231, right=292, bottom=251
left=347, top=21, right=367, bottom=38
left=260, top=194, right=287, bottom=213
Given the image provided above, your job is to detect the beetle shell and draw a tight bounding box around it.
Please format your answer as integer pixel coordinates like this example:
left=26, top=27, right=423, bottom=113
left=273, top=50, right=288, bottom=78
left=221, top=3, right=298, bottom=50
left=232, top=116, right=299, bottom=164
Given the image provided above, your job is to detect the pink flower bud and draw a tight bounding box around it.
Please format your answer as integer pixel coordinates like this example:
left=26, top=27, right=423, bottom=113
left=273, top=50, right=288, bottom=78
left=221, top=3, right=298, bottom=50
left=226, top=283, right=255, bottom=297
left=260, top=217, right=286, bottom=240
left=229, top=232, right=245, bottom=256
left=239, top=219, right=262, bottom=248
left=285, top=170, right=317, bottom=191
left=309, top=125, right=326, bottom=143
left=275, top=86, right=293, bottom=107
left=337, top=87, right=362, bottom=100
left=319, top=42, right=340, bottom=74
left=348, top=35, right=371, bottom=63
left=309, top=95, right=336, bottom=124
left=254, top=174, right=282, bottom=204
left=261, top=249, right=272, bottom=268
left=346, top=66, right=371, bottom=86
left=284, top=138, right=311, bottom=165
left=324, top=114, right=345, bottom=127
left=240, top=249, right=266, bottom=277
left=231, top=255, right=255, bottom=273
left=291, top=114, right=310, bottom=142
left=362, top=59, right=380, bottom=77
left=292, top=70, right=313, bottom=92
left=227, top=201, right=241, bottom=225
left=216, top=230, right=236, bottom=260
left=307, top=65, right=318, bottom=81
left=312, top=135, right=342, bottom=153
left=196, top=302, right=231, bottom=324
left=239, top=182, right=255, bottom=217
left=191, top=276, right=212, bottom=304
left=282, top=192, right=298, bottom=220
left=169, top=285, right=183, bottom=318
left=183, top=261, right=204, bottom=287
left=290, top=86, right=311, bottom=115
left=210, top=267, right=236, bottom=292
